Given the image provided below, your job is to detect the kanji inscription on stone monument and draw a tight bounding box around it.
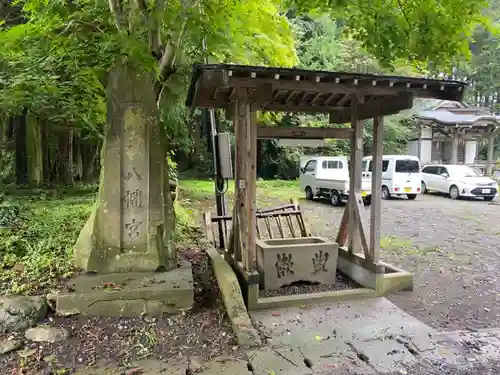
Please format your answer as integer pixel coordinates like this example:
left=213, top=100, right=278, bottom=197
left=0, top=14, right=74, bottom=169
left=124, top=167, right=142, bottom=181
left=125, top=218, right=142, bottom=240
left=122, top=189, right=143, bottom=209
left=312, top=250, right=329, bottom=274
left=275, top=253, right=294, bottom=279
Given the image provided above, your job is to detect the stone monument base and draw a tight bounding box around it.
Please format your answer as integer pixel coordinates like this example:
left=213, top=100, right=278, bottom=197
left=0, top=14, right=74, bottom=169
left=48, top=265, right=193, bottom=317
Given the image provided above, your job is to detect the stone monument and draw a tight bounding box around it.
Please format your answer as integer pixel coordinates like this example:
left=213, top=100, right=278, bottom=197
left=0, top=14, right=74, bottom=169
left=52, top=61, right=193, bottom=317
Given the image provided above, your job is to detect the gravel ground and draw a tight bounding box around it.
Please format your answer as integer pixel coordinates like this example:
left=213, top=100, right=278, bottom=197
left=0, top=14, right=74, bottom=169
left=0, top=245, right=240, bottom=375
left=299, top=193, right=500, bottom=331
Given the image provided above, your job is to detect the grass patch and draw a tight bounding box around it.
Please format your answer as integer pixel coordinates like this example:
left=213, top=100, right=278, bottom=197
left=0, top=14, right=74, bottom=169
left=174, top=199, right=201, bottom=247
left=0, top=187, right=200, bottom=295
left=380, top=235, right=441, bottom=256
left=179, top=178, right=302, bottom=208
left=0, top=190, right=94, bottom=294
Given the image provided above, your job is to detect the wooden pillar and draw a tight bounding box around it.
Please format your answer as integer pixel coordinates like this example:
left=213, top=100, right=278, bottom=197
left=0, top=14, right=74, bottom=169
left=228, top=92, right=257, bottom=272
left=246, top=110, right=257, bottom=271
left=348, top=96, right=363, bottom=255
left=450, top=132, right=458, bottom=164
left=370, top=116, right=383, bottom=263
left=229, top=99, right=247, bottom=263
left=486, top=133, right=495, bottom=175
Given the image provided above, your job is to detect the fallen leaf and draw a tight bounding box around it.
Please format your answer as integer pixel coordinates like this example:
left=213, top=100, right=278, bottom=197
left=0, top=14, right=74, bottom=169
left=127, top=368, right=144, bottom=375
left=18, top=349, right=36, bottom=358
left=271, top=312, right=281, bottom=317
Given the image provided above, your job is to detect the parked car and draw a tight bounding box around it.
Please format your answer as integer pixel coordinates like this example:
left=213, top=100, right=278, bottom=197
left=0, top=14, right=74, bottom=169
left=299, top=156, right=372, bottom=206
left=362, top=155, right=421, bottom=200
left=420, top=164, right=498, bottom=201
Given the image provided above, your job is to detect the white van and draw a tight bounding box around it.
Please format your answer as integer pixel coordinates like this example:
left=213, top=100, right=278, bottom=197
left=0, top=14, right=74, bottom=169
left=362, top=155, right=421, bottom=200
left=299, top=156, right=372, bottom=206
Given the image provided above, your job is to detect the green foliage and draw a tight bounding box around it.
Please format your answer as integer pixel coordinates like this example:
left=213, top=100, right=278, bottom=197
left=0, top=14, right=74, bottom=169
left=289, top=0, right=490, bottom=70
left=0, top=1, right=115, bottom=133
left=0, top=200, right=20, bottom=228
left=0, top=191, right=93, bottom=294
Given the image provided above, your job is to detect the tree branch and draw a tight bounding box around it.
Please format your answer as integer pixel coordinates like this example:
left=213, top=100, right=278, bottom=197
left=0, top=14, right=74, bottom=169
left=137, top=0, right=149, bottom=14
left=149, top=0, right=167, bottom=55
left=108, top=0, right=126, bottom=31
left=157, top=17, right=187, bottom=80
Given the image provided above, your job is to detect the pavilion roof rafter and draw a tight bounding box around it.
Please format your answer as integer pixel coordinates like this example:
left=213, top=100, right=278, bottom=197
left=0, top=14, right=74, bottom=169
left=186, top=64, right=468, bottom=123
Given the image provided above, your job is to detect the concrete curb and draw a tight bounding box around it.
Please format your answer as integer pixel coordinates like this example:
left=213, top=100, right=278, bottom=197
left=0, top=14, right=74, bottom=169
left=205, top=246, right=261, bottom=348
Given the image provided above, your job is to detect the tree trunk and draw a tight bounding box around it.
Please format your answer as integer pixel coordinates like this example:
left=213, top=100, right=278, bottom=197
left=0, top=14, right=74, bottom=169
left=55, top=128, right=74, bottom=185
left=82, top=141, right=100, bottom=182
left=14, top=114, right=28, bottom=186
left=41, top=121, right=51, bottom=184
left=25, top=113, right=44, bottom=187
left=74, top=136, right=83, bottom=181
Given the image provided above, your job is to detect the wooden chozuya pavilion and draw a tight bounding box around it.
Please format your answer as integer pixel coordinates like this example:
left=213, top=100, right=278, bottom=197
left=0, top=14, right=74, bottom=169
left=186, top=64, right=467, bottom=310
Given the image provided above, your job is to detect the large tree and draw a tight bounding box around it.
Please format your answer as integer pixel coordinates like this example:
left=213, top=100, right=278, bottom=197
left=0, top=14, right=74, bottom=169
left=0, top=0, right=494, bottom=270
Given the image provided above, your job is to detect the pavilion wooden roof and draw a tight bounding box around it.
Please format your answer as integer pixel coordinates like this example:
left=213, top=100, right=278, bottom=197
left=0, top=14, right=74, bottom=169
left=185, top=64, right=468, bottom=123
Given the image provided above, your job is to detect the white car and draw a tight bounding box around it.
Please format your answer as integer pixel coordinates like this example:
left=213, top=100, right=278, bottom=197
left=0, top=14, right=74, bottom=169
left=421, top=164, right=498, bottom=201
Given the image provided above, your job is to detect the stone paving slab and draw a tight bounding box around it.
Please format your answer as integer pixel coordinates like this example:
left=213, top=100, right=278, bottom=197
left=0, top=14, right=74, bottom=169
left=247, top=347, right=314, bottom=375
left=250, top=297, right=453, bottom=374
left=49, top=265, right=194, bottom=317
left=251, top=298, right=434, bottom=345
left=73, top=302, right=500, bottom=375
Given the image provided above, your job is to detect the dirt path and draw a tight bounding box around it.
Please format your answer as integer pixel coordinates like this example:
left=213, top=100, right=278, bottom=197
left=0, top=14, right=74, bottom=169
left=298, top=194, right=500, bottom=331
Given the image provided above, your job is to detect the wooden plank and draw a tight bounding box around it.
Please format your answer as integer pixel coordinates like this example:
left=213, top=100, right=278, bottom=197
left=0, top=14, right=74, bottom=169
left=203, top=212, right=216, bottom=247
left=257, top=126, right=353, bottom=140
left=215, top=75, right=439, bottom=98
left=337, top=247, right=386, bottom=274
left=257, top=203, right=295, bottom=214
left=285, top=215, right=296, bottom=237
left=246, top=110, right=258, bottom=271
left=264, top=217, right=273, bottom=238
left=290, top=198, right=310, bottom=237
left=348, top=96, right=364, bottom=255
left=336, top=206, right=349, bottom=247
left=256, top=219, right=262, bottom=239
left=229, top=95, right=251, bottom=263
left=275, top=215, right=285, bottom=238
left=353, top=192, right=371, bottom=260
left=370, top=116, right=384, bottom=262
left=205, top=91, right=414, bottom=120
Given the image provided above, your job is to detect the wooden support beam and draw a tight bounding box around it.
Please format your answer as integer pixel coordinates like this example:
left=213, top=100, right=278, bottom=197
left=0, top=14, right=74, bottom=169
left=246, top=110, right=257, bottom=271
left=486, top=133, right=495, bottom=175
left=352, top=192, right=371, bottom=259
left=348, top=96, right=364, bottom=255
left=370, top=116, right=384, bottom=263
left=336, top=206, right=349, bottom=247
left=229, top=95, right=251, bottom=264
left=216, top=76, right=433, bottom=98
left=203, top=212, right=216, bottom=248
left=450, top=132, right=458, bottom=164
left=257, top=126, right=353, bottom=140
left=337, top=94, right=351, bottom=107
left=213, top=92, right=413, bottom=121
left=328, top=94, right=412, bottom=123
